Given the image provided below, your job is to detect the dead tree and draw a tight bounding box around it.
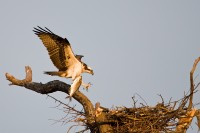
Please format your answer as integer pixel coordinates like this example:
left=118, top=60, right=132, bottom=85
left=5, top=57, right=200, bottom=133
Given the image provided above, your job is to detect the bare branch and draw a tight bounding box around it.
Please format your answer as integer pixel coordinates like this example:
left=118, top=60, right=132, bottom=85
left=5, top=57, right=200, bottom=133
left=5, top=66, right=115, bottom=132
left=5, top=66, right=94, bottom=118
left=5, top=66, right=32, bottom=86
left=188, top=57, right=200, bottom=109
left=46, top=94, right=83, bottom=115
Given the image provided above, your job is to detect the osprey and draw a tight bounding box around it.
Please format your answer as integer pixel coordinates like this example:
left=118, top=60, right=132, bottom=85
left=33, top=26, right=94, bottom=96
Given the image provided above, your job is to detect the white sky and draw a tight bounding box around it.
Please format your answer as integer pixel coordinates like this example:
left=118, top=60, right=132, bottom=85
left=0, top=1, right=200, bottom=133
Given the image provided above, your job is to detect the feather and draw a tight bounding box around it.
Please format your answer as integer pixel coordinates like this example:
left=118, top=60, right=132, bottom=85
left=33, top=26, right=77, bottom=71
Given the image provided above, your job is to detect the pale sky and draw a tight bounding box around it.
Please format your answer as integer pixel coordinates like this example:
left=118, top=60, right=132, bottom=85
left=0, top=1, right=200, bottom=133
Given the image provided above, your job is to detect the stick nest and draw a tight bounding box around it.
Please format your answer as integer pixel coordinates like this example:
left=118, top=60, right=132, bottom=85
left=106, top=103, right=181, bottom=133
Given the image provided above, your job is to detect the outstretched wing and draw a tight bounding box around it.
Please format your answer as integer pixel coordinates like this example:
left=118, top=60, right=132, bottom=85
left=33, top=26, right=78, bottom=71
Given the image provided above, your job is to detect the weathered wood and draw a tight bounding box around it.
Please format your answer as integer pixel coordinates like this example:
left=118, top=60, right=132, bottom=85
left=5, top=66, right=113, bottom=133
left=5, top=55, right=200, bottom=133
left=188, top=57, right=200, bottom=109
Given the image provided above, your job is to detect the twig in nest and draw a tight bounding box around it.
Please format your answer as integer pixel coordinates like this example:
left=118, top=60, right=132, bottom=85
left=175, top=108, right=196, bottom=132
left=133, top=93, right=148, bottom=106
left=158, top=94, right=164, bottom=105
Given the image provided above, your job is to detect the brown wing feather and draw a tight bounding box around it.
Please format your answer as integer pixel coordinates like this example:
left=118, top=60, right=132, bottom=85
left=33, top=26, right=78, bottom=71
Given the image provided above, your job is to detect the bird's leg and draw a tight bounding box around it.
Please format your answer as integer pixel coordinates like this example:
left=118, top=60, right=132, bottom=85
left=81, top=81, right=92, bottom=91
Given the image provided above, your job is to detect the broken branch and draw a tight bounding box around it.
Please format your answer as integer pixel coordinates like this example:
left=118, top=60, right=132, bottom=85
left=5, top=66, right=94, bottom=117
left=5, top=66, right=32, bottom=86
left=188, top=57, right=200, bottom=109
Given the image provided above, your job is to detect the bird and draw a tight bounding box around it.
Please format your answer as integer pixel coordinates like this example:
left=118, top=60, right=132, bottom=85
left=33, top=26, right=94, bottom=96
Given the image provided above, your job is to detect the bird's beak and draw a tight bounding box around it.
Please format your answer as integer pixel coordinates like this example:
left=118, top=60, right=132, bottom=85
left=85, top=66, right=94, bottom=75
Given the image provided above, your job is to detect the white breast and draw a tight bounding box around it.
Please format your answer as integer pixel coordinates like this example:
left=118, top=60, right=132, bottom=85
left=70, top=62, right=82, bottom=80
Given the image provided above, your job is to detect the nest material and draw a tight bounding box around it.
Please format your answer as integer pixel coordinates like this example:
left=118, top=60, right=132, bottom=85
left=5, top=58, right=200, bottom=133
left=105, top=103, right=183, bottom=133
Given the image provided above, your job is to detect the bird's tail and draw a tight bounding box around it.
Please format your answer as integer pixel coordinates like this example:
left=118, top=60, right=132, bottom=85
left=44, top=71, right=63, bottom=76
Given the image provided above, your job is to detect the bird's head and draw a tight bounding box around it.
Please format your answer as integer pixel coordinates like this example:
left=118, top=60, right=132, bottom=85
left=82, top=63, right=94, bottom=75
